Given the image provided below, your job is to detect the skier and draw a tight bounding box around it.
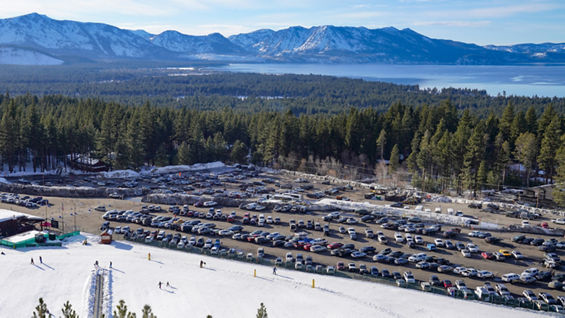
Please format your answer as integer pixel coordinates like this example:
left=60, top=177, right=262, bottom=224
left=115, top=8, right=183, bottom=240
left=166, top=281, right=170, bottom=288
left=31, top=257, right=34, bottom=264
left=273, top=266, right=277, bottom=275
left=200, top=260, right=206, bottom=268
left=94, top=260, right=99, bottom=268
left=110, top=261, right=112, bottom=268
left=158, top=281, right=162, bottom=289
left=39, top=256, right=43, bottom=264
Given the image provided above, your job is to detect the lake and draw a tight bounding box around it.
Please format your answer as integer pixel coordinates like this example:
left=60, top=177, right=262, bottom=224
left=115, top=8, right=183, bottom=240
left=209, top=63, right=565, bottom=98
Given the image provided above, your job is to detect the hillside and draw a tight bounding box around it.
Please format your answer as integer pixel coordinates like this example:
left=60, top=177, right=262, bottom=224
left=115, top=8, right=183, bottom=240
left=0, top=233, right=548, bottom=318
left=0, top=13, right=564, bottom=65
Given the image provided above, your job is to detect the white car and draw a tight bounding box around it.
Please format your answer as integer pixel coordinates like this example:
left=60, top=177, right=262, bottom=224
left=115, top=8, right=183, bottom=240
left=501, top=273, right=520, bottom=283
left=477, top=270, right=493, bottom=279
left=310, top=245, right=326, bottom=253
left=408, top=253, right=427, bottom=263
left=461, top=249, right=471, bottom=258
left=522, top=267, right=540, bottom=276
left=403, top=271, right=416, bottom=284
left=520, top=274, right=536, bottom=284
left=285, top=252, right=294, bottom=263
left=434, top=239, right=444, bottom=247
left=512, top=250, right=524, bottom=259
left=414, top=235, right=424, bottom=244
left=552, top=218, right=565, bottom=225
left=394, top=232, right=405, bottom=243
left=466, top=243, right=479, bottom=253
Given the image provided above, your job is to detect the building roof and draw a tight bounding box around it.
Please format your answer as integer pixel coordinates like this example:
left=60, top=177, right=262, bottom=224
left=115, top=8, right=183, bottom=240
left=0, top=209, right=43, bottom=223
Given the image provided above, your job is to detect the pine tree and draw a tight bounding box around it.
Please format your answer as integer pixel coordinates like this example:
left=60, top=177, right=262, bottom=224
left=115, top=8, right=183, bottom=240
left=256, top=303, right=268, bottom=318
left=525, top=106, right=537, bottom=134
left=514, top=132, right=538, bottom=187
left=32, top=298, right=48, bottom=318
left=141, top=304, right=156, bottom=318
left=389, top=144, right=400, bottom=174
left=555, top=135, right=565, bottom=207
left=176, top=142, right=191, bottom=165
left=538, top=117, right=561, bottom=183
left=463, top=122, right=486, bottom=197
left=376, top=128, right=387, bottom=160
left=230, top=140, right=248, bottom=164
left=61, top=300, right=78, bottom=318
left=113, top=300, right=136, bottom=318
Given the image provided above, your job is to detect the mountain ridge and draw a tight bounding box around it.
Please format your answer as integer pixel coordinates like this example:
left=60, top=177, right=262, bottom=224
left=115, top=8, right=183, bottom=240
left=0, top=13, right=563, bottom=65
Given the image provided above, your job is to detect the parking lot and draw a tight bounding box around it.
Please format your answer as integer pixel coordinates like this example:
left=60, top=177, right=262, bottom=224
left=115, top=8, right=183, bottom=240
left=2, top=164, right=565, bottom=310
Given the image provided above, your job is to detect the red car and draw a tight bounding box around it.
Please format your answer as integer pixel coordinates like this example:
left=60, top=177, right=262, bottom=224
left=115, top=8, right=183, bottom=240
left=327, top=242, right=344, bottom=249
left=443, top=279, right=453, bottom=289
left=293, top=241, right=305, bottom=249
left=336, top=262, right=345, bottom=270
left=303, top=243, right=312, bottom=251
left=481, top=252, right=494, bottom=260
left=227, top=216, right=235, bottom=223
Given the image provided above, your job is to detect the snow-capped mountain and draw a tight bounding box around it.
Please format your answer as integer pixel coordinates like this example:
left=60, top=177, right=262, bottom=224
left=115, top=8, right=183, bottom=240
left=0, top=13, right=172, bottom=62
left=151, top=30, right=246, bottom=55
left=0, top=13, right=563, bottom=65
left=229, top=25, right=518, bottom=64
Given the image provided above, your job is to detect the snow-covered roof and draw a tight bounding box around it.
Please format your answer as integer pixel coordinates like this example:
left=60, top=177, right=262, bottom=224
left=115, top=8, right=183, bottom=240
left=0, top=209, right=43, bottom=223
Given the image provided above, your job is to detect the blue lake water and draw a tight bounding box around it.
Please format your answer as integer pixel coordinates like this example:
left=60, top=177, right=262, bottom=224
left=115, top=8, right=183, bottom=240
left=209, top=63, right=565, bottom=97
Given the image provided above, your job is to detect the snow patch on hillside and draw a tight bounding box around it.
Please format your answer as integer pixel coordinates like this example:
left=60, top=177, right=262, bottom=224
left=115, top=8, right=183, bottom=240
left=0, top=47, right=63, bottom=65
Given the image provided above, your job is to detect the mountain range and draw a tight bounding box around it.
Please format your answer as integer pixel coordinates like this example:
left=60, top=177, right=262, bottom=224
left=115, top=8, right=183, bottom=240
left=0, top=13, right=564, bottom=65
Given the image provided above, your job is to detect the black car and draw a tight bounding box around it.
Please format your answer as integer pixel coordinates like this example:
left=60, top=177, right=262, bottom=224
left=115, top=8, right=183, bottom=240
left=360, top=246, right=376, bottom=254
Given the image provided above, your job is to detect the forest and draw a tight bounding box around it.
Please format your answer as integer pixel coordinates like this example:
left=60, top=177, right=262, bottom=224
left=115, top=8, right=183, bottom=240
left=0, top=64, right=564, bottom=115
left=0, top=92, right=564, bottom=206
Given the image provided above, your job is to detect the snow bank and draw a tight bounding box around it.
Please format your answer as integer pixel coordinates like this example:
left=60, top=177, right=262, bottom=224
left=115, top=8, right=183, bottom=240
left=152, top=161, right=225, bottom=174
left=0, top=233, right=548, bottom=318
left=103, top=169, right=140, bottom=179
left=0, top=177, right=9, bottom=184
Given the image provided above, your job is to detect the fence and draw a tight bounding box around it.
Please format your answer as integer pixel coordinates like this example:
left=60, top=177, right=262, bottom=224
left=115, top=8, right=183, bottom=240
left=122, top=234, right=558, bottom=314
left=0, top=231, right=80, bottom=249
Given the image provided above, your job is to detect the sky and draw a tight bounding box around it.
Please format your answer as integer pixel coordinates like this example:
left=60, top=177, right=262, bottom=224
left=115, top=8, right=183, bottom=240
left=0, top=0, right=563, bottom=45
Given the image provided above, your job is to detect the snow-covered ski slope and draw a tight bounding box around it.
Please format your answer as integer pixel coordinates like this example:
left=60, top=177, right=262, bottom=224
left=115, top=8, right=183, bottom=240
left=0, top=234, right=552, bottom=318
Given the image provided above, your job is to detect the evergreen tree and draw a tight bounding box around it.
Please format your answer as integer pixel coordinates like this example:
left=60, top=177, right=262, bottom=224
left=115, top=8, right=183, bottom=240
left=555, top=135, right=565, bottom=207
left=113, top=300, right=136, bottom=318
left=525, top=106, right=537, bottom=134
left=61, top=300, right=78, bottom=318
left=376, top=128, right=387, bottom=160
left=538, top=117, right=561, bottom=183
left=141, top=305, right=156, bottom=318
left=256, top=303, right=268, bottom=318
left=463, top=122, right=486, bottom=197
left=389, top=144, right=400, bottom=174
left=32, top=298, right=48, bottom=318
left=176, top=142, right=191, bottom=165
left=230, top=140, right=248, bottom=164
left=514, top=132, right=538, bottom=187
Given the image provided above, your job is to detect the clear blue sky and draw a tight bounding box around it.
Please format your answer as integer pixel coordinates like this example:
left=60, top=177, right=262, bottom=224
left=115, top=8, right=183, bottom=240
left=1, top=0, right=563, bottom=45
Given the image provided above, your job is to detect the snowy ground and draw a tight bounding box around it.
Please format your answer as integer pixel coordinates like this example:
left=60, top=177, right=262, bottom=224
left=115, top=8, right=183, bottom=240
left=0, top=234, right=553, bottom=318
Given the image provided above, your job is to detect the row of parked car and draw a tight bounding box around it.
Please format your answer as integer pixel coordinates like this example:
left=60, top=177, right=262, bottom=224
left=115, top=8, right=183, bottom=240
left=1, top=193, right=48, bottom=209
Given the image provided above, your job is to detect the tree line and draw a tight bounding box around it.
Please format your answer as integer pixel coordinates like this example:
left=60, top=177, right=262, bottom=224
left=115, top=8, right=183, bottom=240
left=0, top=93, right=564, bottom=205
left=0, top=65, right=564, bottom=115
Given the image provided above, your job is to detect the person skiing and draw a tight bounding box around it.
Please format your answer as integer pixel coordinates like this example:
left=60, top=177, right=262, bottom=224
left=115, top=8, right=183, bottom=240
left=166, top=281, right=170, bottom=287
left=31, top=257, right=34, bottom=264
left=200, top=260, right=206, bottom=268
left=273, top=266, right=277, bottom=275
left=39, top=256, right=43, bottom=264
left=158, top=281, right=162, bottom=289
left=110, top=261, right=112, bottom=268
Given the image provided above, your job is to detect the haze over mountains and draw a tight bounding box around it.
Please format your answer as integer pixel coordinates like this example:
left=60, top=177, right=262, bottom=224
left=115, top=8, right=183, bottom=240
left=0, top=13, right=564, bottom=65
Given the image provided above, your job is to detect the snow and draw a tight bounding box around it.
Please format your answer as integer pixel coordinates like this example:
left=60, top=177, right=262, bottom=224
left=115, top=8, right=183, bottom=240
left=0, top=209, right=41, bottom=223
left=103, top=169, right=140, bottom=179
left=151, top=161, right=225, bottom=174
left=0, top=47, right=63, bottom=65
left=0, top=233, right=549, bottom=318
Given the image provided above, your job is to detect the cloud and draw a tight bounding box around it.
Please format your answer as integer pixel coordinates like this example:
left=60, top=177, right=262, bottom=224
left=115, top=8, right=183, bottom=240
left=466, top=3, right=558, bottom=18
left=414, top=20, right=491, bottom=27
